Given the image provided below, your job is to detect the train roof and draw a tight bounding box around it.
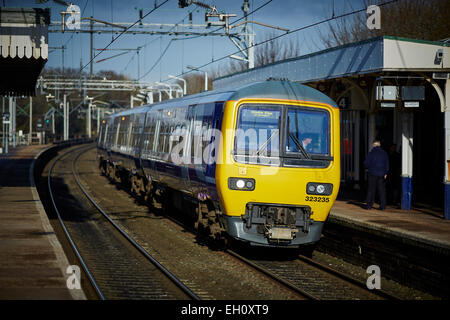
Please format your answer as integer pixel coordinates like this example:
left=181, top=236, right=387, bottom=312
left=108, top=80, right=337, bottom=119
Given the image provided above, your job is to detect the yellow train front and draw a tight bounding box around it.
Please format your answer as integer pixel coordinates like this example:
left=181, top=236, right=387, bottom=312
left=215, top=81, right=340, bottom=248
left=98, top=80, right=340, bottom=249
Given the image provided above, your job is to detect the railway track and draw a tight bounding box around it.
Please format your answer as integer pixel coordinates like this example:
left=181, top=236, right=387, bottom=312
left=226, top=249, right=401, bottom=300
left=47, top=144, right=199, bottom=300
left=131, top=185, right=400, bottom=300
left=141, top=188, right=400, bottom=300
left=60, top=145, right=402, bottom=300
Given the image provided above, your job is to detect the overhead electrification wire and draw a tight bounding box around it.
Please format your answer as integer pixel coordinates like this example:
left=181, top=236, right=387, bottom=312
left=62, top=0, right=90, bottom=48
left=138, top=0, right=274, bottom=81
left=138, top=6, right=198, bottom=51
left=133, top=6, right=198, bottom=80
left=47, top=0, right=89, bottom=75
left=120, top=51, right=137, bottom=75
left=171, top=0, right=399, bottom=80
left=79, top=0, right=169, bottom=74
left=173, top=0, right=273, bottom=42
left=139, top=39, right=174, bottom=81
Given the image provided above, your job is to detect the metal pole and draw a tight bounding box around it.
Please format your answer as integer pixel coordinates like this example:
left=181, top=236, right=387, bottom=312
left=62, top=45, right=65, bottom=75
left=97, top=107, right=100, bottom=135
left=3, top=117, right=8, bottom=154
left=2, top=96, right=5, bottom=151
left=168, top=75, right=186, bottom=95
left=67, top=99, right=69, bottom=140
left=401, top=112, right=413, bottom=210
left=29, top=97, right=32, bottom=145
left=204, top=71, right=208, bottom=91
left=248, top=31, right=255, bottom=69
left=90, top=17, right=93, bottom=77
left=8, top=97, right=12, bottom=147
left=444, top=79, right=450, bottom=219
left=137, top=49, right=140, bottom=81
left=88, top=102, right=92, bottom=138
left=14, top=97, right=16, bottom=147
left=63, top=94, right=67, bottom=140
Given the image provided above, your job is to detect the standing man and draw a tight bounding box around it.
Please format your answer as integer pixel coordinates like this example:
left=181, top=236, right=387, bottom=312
left=364, top=140, right=389, bottom=210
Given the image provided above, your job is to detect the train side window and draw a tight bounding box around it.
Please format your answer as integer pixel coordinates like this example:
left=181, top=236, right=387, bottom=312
left=118, top=117, right=129, bottom=152
left=157, top=121, right=165, bottom=154
left=169, top=124, right=180, bottom=153
left=126, top=121, right=133, bottom=153
left=113, top=118, right=120, bottom=150
left=130, top=113, right=144, bottom=152
left=148, top=119, right=155, bottom=152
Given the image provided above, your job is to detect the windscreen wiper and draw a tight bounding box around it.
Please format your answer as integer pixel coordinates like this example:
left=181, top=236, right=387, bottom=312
left=253, top=130, right=279, bottom=157
left=288, top=132, right=311, bottom=159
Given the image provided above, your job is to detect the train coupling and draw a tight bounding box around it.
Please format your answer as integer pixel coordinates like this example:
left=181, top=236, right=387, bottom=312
left=242, top=203, right=311, bottom=243
left=266, top=226, right=299, bottom=241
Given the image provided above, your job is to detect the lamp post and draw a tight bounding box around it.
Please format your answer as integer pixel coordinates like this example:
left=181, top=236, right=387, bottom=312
left=156, top=82, right=173, bottom=99
left=85, top=96, right=94, bottom=138
left=187, top=65, right=208, bottom=91
left=168, top=75, right=186, bottom=95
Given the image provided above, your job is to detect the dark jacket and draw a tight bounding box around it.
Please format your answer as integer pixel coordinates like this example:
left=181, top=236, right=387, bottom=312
left=364, top=146, right=389, bottom=177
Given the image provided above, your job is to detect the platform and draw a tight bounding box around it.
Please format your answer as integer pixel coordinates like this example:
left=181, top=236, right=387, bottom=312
left=325, top=199, right=450, bottom=298
left=0, top=145, right=85, bottom=300
left=329, top=200, right=450, bottom=251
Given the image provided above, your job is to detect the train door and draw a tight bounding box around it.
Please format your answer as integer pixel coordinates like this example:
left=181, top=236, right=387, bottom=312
left=111, top=117, right=121, bottom=163
left=183, top=104, right=197, bottom=194
left=340, top=110, right=364, bottom=191
left=134, top=112, right=146, bottom=172
left=204, top=102, right=224, bottom=182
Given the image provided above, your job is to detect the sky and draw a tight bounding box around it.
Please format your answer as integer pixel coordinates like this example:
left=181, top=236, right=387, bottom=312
left=2, top=0, right=369, bottom=84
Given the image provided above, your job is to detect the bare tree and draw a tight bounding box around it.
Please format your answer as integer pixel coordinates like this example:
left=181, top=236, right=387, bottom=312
left=320, top=0, right=450, bottom=48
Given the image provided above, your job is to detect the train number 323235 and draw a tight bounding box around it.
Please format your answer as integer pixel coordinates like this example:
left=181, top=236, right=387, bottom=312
left=305, top=196, right=330, bottom=202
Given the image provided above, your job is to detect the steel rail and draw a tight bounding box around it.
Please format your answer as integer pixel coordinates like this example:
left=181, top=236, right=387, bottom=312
left=142, top=204, right=316, bottom=300
left=72, top=146, right=200, bottom=300
left=143, top=197, right=401, bottom=300
left=225, top=249, right=319, bottom=300
left=48, top=144, right=105, bottom=300
left=296, top=254, right=401, bottom=300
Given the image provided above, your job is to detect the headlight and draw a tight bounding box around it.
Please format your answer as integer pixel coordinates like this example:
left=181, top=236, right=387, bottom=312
left=306, top=182, right=333, bottom=195
left=228, top=177, right=255, bottom=191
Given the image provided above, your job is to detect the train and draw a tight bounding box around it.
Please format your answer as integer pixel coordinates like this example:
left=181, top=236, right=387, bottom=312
left=97, top=80, right=340, bottom=250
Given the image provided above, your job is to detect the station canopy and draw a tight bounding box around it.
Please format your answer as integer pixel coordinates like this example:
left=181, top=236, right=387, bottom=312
left=0, top=8, right=49, bottom=96
left=214, top=36, right=450, bottom=92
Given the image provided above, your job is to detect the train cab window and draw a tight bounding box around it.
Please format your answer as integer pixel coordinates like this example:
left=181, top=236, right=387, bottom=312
left=234, top=104, right=331, bottom=167
left=235, top=105, right=281, bottom=159
left=285, top=108, right=330, bottom=156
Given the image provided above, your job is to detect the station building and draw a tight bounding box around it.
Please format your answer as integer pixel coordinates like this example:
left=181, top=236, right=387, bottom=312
left=0, top=7, right=49, bottom=149
left=0, top=7, right=49, bottom=96
left=213, top=36, right=450, bottom=219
